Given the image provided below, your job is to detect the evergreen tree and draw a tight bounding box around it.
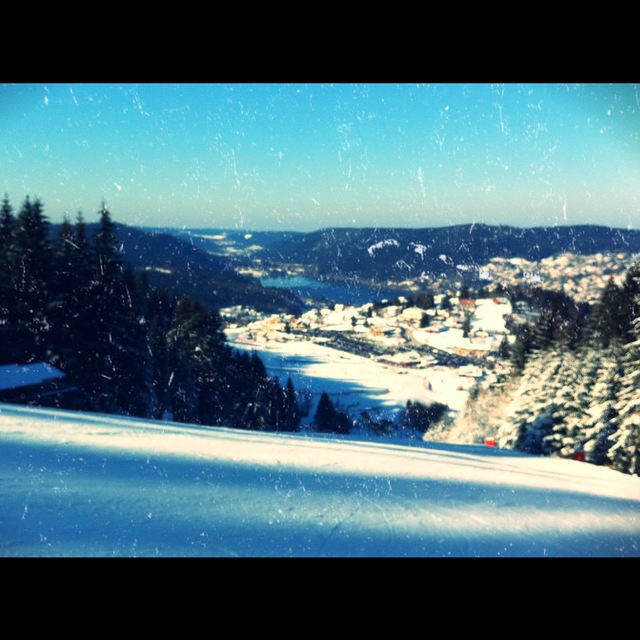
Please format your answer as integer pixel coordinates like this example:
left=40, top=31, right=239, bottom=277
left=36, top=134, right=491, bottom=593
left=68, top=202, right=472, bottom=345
left=0, top=194, right=16, bottom=272
left=13, top=196, right=53, bottom=362
left=282, top=377, right=301, bottom=432
left=555, top=347, right=607, bottom=458
left=532, top=290, right=576, bottom=351
left=230, top=353, right=273, bottom=431
left=608, top=310, right=640, bottom=475
left=580, top=346, right=622, bottom=465
left=509, top=323, right=534, bottom=374
left=498, top=335, right=510, bottom=359
left=584, top=277, right=624, bottom=348
left=0, top=195, right=18, bottom=363
left=50, top=211, right=102, bottom=401
left=541, top=350, right=585, bottom=457
left=462, top=311, right=472, bottom=338
left=46, top=216, right=78, bottom=370
left=499, top=349, right=564, bottom=453
left=618, top=265, right=640, bottom=344
left=73, top=202, right=151, bottom=415
left=314, top=392, right=350, bottom=434
left=265, top=376, right=286, bottom=431
left=402, top=400, right=448, bottom=434
left=166, top=296, right=229, bottom=425
left=145, top=287, right=174, bottom=419
left=166, top=332, right=200, bottom=423
left=93, top=200, right=120, bottom=277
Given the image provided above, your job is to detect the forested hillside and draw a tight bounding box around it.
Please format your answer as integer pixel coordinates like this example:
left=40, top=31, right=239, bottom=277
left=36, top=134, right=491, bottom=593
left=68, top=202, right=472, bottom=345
left=451, top=267, right=640, bottom=476
left=0, top=195, right=302, bottom=432
left=107, top=224, right=302, bottom=314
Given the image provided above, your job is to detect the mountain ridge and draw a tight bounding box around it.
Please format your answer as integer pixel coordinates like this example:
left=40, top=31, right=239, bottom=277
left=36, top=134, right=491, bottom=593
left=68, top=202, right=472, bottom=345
left=251, top=223, right=640, bottom=282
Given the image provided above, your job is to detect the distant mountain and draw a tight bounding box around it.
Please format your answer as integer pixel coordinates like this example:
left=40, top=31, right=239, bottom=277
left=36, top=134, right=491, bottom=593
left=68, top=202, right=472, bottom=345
left=100, top=223, right=640, bottom=311
left=255, top=224, right=640, bottom=282
left=73, top=223, right=303, bottom=314
left=145, top=227, right=302, bottom=267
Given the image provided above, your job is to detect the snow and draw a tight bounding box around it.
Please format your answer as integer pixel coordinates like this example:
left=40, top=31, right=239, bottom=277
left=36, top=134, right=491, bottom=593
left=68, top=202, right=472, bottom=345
left=1, top=402, right=638, bottom=557
left=230, top=335, right=472, bottom=415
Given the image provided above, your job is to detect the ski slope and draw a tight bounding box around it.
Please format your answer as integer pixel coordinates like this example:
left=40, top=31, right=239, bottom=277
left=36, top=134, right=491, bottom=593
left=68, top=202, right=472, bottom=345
left=1, top=403, right=638, bottom=557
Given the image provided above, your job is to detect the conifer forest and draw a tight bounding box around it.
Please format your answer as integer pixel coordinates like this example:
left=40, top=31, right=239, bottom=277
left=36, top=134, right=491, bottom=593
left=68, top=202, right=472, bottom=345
left=0, top=195, right=302, bottom=433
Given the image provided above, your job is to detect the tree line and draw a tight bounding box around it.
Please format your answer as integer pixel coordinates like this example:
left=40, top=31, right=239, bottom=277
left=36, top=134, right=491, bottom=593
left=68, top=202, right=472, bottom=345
left=0, top=195, right=303, bottom=432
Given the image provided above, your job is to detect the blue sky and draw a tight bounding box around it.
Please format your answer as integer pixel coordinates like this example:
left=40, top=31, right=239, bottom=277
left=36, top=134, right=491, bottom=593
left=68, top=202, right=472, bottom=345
left=1, top=83, right=638, bottom=232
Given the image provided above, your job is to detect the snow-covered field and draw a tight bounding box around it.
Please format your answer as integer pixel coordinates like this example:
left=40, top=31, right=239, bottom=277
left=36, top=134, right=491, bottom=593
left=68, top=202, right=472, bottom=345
left=1, top=402, right=638, bottom=557
left=230, top=335, right=472, bottom=419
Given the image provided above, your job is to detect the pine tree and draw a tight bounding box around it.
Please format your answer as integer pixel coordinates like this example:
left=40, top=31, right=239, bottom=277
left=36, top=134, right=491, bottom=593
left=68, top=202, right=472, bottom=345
left=46, top=216, right=78, bottom=370
left=314, top=392, right=350, bottom=434
left=0, top=195, right=18, bottom=363
left=0, top=194, right=16, bottom=272
left=585, top=277, right=623, bottom=348
left=166, top=333, right=200, bottom=423
left=402, top=400, right=448, bottom=434
left=618, top=265, right=640, bottom=344
left=265, top=377, right=286, bottom=431
left=509, top=323, right=534, bottom=374
left=542, top=349, right=587, bottom=457
left=13, top=196, right=53, bottom=362
left=166, top=296, right=230, bottom=425
left=74, top=202, right=151, bottom=415
left=314, top=392, right=336, bottom=432
left=580, top=346, right=622, bottom=465
left=50, top=211, right=102, bottom=403
left=531, top=290, right=578, bottom=351
left=498, top=349, right=563, bottom=453
left=608, top=312, right=640, bottom=475
left=145, top=288, right=174, bottom=419
left=282, top=377, right=301, bottom=432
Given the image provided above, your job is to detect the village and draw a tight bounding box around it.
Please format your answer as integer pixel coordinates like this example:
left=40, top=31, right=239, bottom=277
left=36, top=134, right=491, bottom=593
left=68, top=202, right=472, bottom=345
left=225, top=294, right=511, bottom=362
left=221, top=291, right=519, bottom=423
left=366, top=251, right=634, bottom=305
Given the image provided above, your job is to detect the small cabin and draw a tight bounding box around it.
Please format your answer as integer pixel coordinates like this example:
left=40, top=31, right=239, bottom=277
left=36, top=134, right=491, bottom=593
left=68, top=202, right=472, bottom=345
left=0, top=362, right=75, bottom=407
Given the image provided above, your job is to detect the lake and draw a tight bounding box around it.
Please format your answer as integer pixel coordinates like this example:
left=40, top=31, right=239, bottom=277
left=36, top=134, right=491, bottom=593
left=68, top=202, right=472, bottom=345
left=260, top=275, right=407, bottom=307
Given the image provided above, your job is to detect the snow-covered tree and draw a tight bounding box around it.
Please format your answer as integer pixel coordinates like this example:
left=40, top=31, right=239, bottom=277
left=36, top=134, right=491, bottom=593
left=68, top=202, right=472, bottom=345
left=540, top=350, right=584, bottom=457
left=608, top=315, right=640, bottom=475
left=580, top=346, right=622, bottom=465
left=12, top=197, right=53, bottom=361
left=498, top=349, right=564, bottom=453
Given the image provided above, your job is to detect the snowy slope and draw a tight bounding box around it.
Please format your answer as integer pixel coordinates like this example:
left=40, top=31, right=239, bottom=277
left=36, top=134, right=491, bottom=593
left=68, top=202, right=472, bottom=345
left=1, top=403, right=638, bottom=557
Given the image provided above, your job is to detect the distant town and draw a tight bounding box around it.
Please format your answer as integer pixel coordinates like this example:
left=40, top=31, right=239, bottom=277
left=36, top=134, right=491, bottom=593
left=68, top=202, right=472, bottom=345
left=236, top=248, right=633, bottom=304
left=223, top=293, right=511, bottom=385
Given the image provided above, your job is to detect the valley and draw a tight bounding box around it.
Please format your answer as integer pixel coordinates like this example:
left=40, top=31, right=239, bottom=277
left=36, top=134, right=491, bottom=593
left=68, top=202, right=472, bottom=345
left=169, top=224, right=640, bottom=430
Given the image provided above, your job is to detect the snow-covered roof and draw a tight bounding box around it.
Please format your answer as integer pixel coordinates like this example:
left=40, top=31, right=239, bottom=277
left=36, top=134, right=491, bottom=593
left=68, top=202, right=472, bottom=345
left=0, top=363, right=65, bottom=391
